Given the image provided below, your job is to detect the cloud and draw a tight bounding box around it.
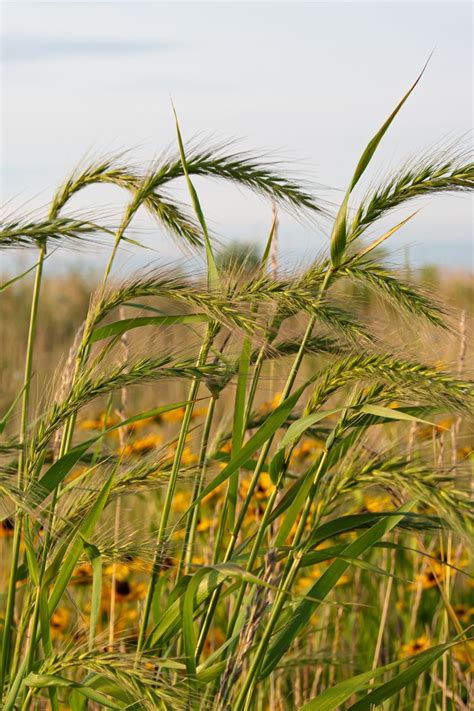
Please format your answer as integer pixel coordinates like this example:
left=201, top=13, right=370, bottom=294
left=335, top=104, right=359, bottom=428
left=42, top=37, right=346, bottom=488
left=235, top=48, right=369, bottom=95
left=1, top=36, right=175, bottom=64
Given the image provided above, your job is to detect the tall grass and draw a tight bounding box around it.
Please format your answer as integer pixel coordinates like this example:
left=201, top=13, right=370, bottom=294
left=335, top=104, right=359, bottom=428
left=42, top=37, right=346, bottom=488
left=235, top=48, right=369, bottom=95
left=0, top=75, right=473, bottom=710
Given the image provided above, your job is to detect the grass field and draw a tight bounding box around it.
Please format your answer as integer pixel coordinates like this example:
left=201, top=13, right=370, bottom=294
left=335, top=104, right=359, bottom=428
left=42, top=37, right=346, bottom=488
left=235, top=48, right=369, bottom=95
left=0, top=80, right=473, bottom=710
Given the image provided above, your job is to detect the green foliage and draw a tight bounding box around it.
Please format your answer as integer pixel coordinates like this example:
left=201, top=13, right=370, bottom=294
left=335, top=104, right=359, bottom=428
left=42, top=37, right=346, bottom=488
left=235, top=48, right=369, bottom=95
left=0, top=79, right=473, bottom=710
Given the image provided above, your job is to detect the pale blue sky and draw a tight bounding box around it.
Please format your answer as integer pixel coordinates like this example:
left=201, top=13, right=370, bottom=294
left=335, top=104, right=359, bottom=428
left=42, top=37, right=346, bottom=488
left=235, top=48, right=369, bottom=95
left=1, top=1, right=472, bottom=274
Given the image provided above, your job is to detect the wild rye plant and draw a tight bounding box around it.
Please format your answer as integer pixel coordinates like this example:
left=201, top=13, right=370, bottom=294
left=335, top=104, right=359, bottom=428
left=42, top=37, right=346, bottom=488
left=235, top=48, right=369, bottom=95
left=0, top=70, right=473, bottom=710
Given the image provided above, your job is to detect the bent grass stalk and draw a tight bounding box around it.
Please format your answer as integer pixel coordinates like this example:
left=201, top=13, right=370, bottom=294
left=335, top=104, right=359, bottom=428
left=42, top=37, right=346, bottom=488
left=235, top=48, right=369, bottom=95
left=2, top=83, right=473, bottom=710
left=179, top=394, right=217, bottom=577
left=0, top=241, right=46, bottom=691
left=135, top=327, right=215, bottom=655
left=16, top=200, right=137, bottom=694
left=197, top=270, right=333, bottom=658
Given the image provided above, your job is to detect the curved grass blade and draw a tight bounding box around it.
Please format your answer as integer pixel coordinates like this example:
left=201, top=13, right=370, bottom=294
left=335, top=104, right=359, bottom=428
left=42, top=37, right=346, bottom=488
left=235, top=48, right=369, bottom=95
left=330, top=59, right=430, bottom=265
left=31, top=400, right=191, bottom=503
left=90, top=313, right=209, bottom=342
left=182, top=378, right=311, bottom=517
left=83, top=540, right=102, bottom=651
left=23, top=674, right=122, bottom=710
left=172, top=103, right=220, bottom=290
left=347, top=635, right=467, bottom=710
left=260, top=502, right=415, bottom=677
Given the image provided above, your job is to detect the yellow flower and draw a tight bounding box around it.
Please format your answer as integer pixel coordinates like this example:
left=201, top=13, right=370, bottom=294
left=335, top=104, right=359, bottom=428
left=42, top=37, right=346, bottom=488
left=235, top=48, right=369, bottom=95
left=79, top=412, right=118, bottom=431
left=71, top=563, right=93, bottom=585
left=409, top=569, right=439, bottom=591
left=197, top=517, right=216, bottom=533
left=453, top=605, right=474, bottom=624
left=120, top=433, right=162, bottom=456
left=286, top=504, right=318, bottom=543
left=191, top=555, right=205, bottom=566
left=452, top=640, right=474, bottom=672
left=202, top=482, right=225, bottom=505
left=173, top=491, right=191, bottom=512
left=240, top=472, right=274, bottom=500
left=161, top=407, right=187, bottom=423
left=79, top=418, right=101, bottom=431
left=400, top=635, right=430, bottom=658
left=108, top=578, right=147, bottom=602
left=417, top=417, right=454, bottom=440
left=125, top=415, right=156, bottom=434
left=295, top=575, right=316, bottom=593
left=181, top=447, right=198, bottom=466
left=291, top=439, right=324, bottom=464
left=161, top=406, right=206, bottom=424
left=66, top=466, right=89, bottom=483
left=0, top=518, right=14, bottom=538
left=362, top=494, right=394, bottom=513
left=457, top=446, right=473, bottom=460
left=271, top=392, right=283, bottom=409
left=115, top=607, right=139, bottom=633
left=202, top=627, right=225, bottom=658
left=50, top=607, right=70, bottom=639
left=219, top=440, right=232, bottom=454
left=105, top=562, right=133, bottom=579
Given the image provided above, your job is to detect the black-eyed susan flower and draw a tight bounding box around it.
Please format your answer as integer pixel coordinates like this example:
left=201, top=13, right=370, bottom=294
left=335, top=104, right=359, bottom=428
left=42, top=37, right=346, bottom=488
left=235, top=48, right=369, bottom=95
left=362, top=494, right=394, bottom=513
left=453, top=640, right=474, bottom=672
left=202, top=627, right=225, bottom=658
left=80, top=412, right=118, bottom=431
left=173, top=491, right=191, bottom=512
left=120, top=433, right=162, bottom=457
left=0, top=517, right=14, bottom=538
left=291, top=438, right=324, bottom=464
left=409, top=569, right=439, bottom=591
left=50, top=607, right=70, bottom=639
left=70, top=562, right=93, bottom=585
left=400, top=635, right=430, bottom=658
left=197, top=516, right=216, bottom=533
left=240, top=472, right=274, bottom=500
left=453, top=604, right=474, bottom=624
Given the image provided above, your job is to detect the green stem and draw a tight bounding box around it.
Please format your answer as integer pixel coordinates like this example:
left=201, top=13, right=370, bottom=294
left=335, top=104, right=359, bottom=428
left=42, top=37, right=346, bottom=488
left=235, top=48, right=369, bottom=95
left=16, top=219, right=131, bottom=703
left=196, top=268, right=333, bottom=664
left=1, top=243, right=46, bottom=696
left=177, top=395, right=217, bottom=579
left=234, top=451, right=329, bottom=710
left=196, top=311, right=318, bottom=659
left=136, top=328, right=215, bottom=655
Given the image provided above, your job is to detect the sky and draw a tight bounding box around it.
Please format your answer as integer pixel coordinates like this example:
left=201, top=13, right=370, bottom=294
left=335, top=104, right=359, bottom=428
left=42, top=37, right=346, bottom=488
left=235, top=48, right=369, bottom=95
left=1, top=0, right=473, bottom=276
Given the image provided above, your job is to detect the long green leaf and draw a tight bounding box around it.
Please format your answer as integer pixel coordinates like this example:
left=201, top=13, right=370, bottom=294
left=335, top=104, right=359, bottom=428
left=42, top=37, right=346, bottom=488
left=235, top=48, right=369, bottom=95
left=33, top=400, right=190, bottom=502
left=229, top=337, right=252, bottom=526
left=90, top=314, right=209, bottom=342
left=150, top=563, right=267, bottom=649
left=83, top=540, right=102, bottom=651
left=183, top=378, right=311, bottom=516
left=24, top=674, right=122, bottom=709
left=330, top=59, right=429, bottom=265
left=348, top=637, right=463, bottom=710
left=298, top=657, right=402, bottom=710
left=260, top=502, right=415, bottom=677
left=172, top=103, right=220, bottom=290
left=48, top=467, right=116, bottom=615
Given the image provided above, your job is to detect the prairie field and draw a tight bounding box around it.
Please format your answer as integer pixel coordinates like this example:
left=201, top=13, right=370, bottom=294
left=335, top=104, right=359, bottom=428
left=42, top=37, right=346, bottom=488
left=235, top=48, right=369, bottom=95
left=0, top=93, right=473, bottom=711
